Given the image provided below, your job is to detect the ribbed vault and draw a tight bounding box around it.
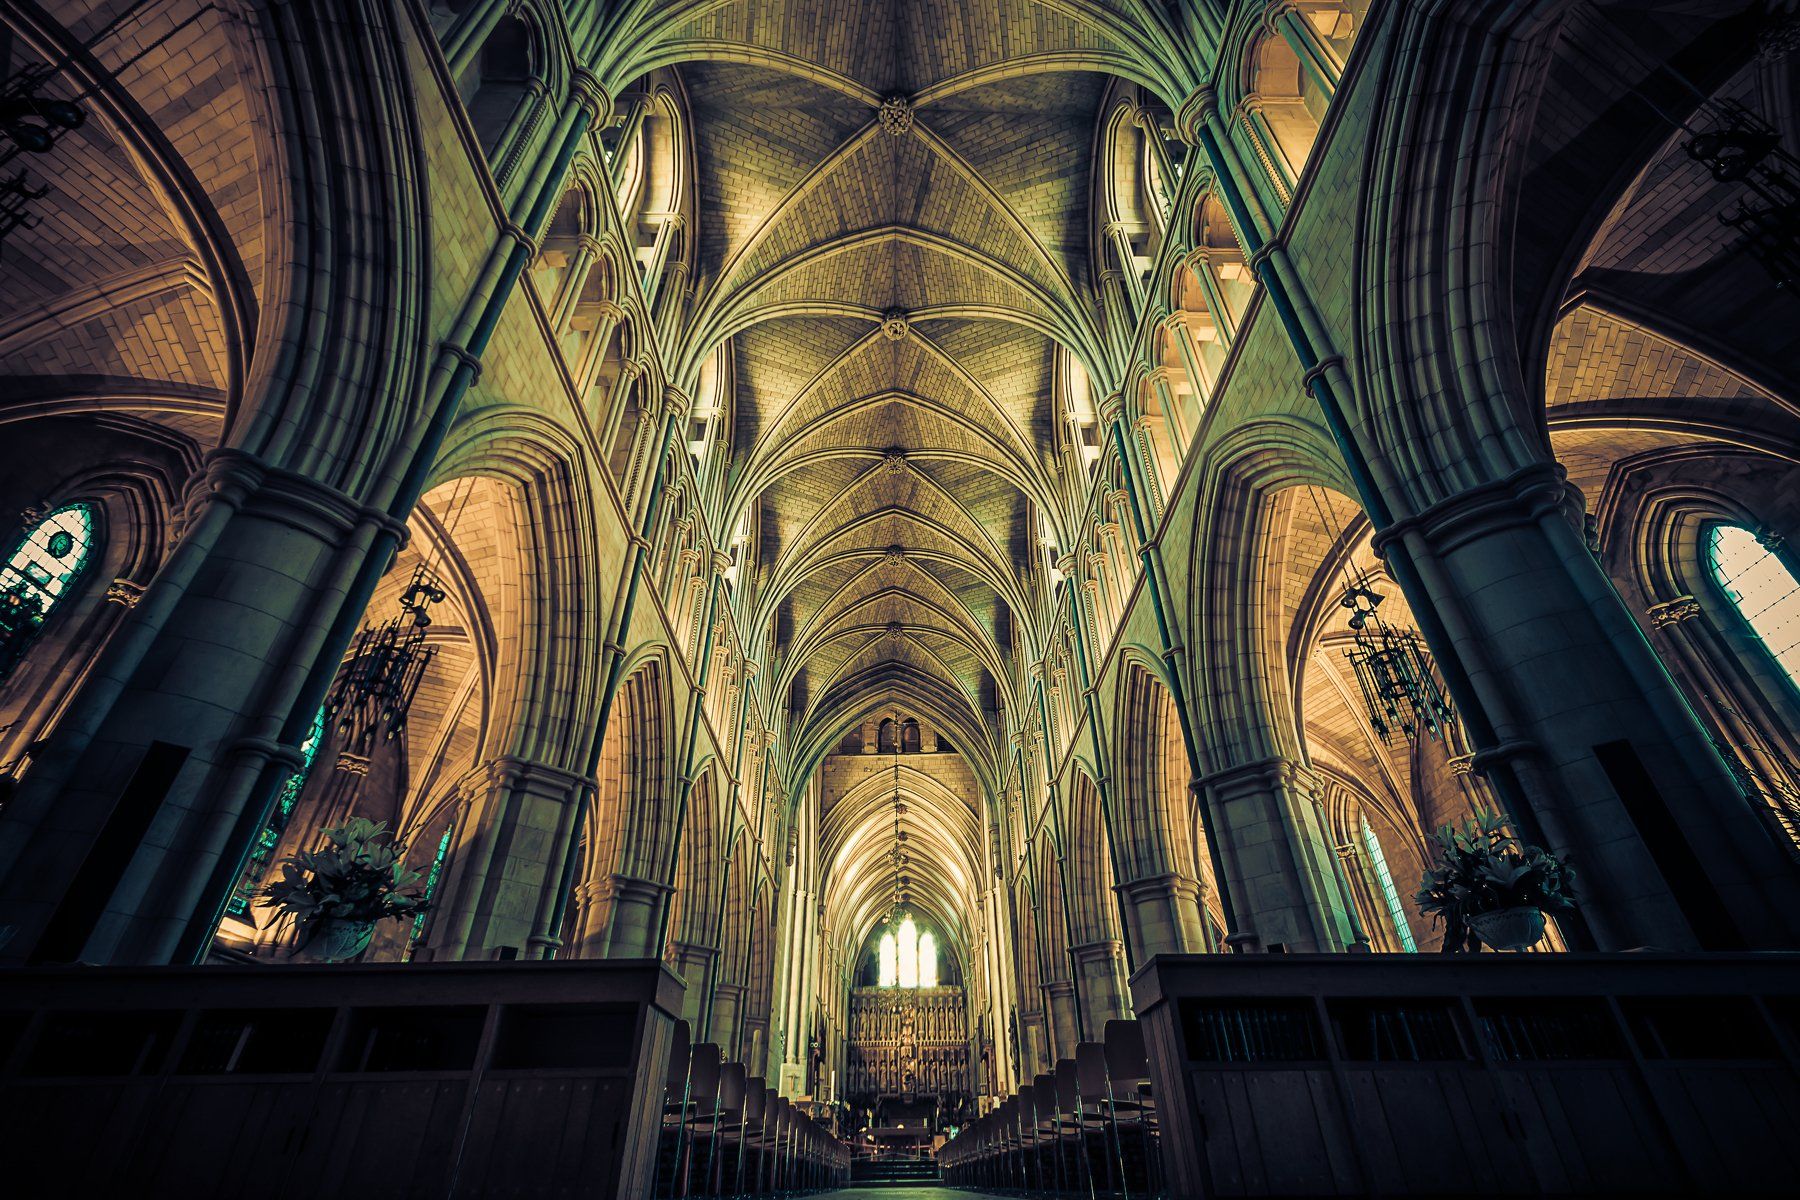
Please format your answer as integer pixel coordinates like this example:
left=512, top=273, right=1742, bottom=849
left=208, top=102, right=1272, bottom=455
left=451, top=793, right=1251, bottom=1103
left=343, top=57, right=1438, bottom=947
left=606, top=0, right=1165, bottom=989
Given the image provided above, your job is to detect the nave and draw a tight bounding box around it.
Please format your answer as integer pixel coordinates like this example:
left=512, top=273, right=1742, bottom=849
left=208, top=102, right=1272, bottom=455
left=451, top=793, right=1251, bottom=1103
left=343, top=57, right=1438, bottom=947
left=4, top=0, right=1800, bottom=1195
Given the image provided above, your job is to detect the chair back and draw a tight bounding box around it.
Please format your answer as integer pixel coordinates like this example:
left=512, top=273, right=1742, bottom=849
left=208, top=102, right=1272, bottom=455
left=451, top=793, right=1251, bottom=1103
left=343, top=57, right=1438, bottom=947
left=1075, top=1041, right=1108, bottom=1104
left=1104, top=1019, right=1151, bottom=1089
left=689, top=1043, right=722, bottom=1108
left=1055, top=1058, right=1079, bottom=1114
left=744, top=1077, right=766, bottom=1124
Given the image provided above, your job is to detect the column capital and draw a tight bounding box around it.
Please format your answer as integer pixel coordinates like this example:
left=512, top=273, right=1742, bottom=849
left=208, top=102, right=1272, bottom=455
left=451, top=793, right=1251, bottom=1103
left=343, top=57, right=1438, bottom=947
left=1370, top=460, right=1576, bottom=559
left=1175, top=87, right=1220, bottom=144
left=1647, top=594, right=1703, bottom=628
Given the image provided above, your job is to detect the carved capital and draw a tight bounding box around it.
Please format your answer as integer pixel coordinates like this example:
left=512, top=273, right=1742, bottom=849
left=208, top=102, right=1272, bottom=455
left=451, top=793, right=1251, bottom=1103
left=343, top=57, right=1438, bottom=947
left=1174, top=87, right=1220, bottom=144
left=1647, top=594, right=1703, bottom=628
left=105, top=578, right=145, bottom=607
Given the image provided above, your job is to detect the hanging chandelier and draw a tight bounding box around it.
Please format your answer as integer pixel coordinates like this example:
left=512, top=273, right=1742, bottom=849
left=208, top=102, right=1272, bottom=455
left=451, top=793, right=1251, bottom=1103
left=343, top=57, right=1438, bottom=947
left=0, top=67, right=83, bottom=244
left=1340, top=580, right=1454, bottom=743
left=325, top=566, right=445, bottom=770
left=1685, top=102, right=1799, bottom=291
left=885, top=746, right=910, bottom=923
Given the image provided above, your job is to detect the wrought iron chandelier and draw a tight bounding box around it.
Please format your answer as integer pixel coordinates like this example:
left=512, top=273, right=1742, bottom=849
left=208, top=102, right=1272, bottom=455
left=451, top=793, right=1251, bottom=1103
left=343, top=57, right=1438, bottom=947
left=0, top=577, right=46, bottom=682
left=0, top=0, right=219, bottom=245
left=324, top=566, right=444, bottom=770
left=1570, top=7, right=1800, bottom=292
left=1685, top=102, right=1799, bottom=291
left=885, top=743, right=910, bottom=923
left=0, top=66, right=83, bottom=245
left=1340, top=580, right=1454, bottom=743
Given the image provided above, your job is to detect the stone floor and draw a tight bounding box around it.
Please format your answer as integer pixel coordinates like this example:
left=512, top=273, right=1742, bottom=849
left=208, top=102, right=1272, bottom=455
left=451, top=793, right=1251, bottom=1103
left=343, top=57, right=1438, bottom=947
left=814, top=1189, right=964, bottom=1199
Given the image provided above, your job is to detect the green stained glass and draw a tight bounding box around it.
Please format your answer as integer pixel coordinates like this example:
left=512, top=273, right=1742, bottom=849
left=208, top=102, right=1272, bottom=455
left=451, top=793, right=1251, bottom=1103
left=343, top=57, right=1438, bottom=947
left=410, top=824, right=454, bottom=944
left=1361, top=815, right=1417, bottom=952
left=225, top=706, right=326, bottom=920
left=1, top=503, right=98, bottom=683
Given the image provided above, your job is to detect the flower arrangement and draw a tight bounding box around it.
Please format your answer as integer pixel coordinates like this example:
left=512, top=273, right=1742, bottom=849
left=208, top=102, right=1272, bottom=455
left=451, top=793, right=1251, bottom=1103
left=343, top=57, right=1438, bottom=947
left=259, top=817, right=429, bottom=959
left=1416, top=810, right=1575, bottom=951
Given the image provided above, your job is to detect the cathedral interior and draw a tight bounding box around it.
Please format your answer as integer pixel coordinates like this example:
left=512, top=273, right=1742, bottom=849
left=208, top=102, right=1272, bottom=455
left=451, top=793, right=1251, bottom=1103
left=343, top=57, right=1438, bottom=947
left=3, top=0, right=1800, bottom=1195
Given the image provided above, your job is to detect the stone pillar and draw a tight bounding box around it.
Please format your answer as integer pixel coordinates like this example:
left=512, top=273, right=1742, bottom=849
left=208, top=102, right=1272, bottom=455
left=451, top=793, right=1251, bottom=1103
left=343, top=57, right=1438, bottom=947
left=1043, top=980, right=1079, bottom=1060
left=549, top=235, right=601, bottom=335
left=1195, top=758, right=1358, bottom=952
left=442, top=0, right=512, bottom=78
left=1386, top=469, right=1800, bottom=949
left=712, top=980, right=746, bottom=1053
left=425, top=756, right=586, bottom=960
left=1071, top=939, right=1129, bottom=1031
left=0, top=456, right=397, bottom=965
left=604, top=873, right=673, bottom=958
left=669, top=939, right=719, bottom=1030
left=1118, top=872, right=1209, bottom=959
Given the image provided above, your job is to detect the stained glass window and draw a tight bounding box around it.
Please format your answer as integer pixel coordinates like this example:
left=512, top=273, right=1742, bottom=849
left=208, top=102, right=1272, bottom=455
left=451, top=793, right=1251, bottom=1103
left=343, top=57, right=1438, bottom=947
left=1710, top=525, right=1800, bottom=691
left=0, top=502, right=97, bottom=683
left=225, top=706, right=326, bottom=920
left=410, top=824, right=454, bottom=944
left=1361, top=815, right=1417, bottom=952
left=874, top=916, right=939, bottom=988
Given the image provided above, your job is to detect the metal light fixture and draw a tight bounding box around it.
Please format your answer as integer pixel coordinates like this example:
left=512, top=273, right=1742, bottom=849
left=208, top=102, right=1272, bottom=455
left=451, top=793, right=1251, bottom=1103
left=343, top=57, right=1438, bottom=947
left=324, top=566, right=444, bottom=770
left=1341, top=580, right=1454, bottom=742
left=0, top=58, right=83, bottom=245
left=1685, top=102, right=1800, bottom=291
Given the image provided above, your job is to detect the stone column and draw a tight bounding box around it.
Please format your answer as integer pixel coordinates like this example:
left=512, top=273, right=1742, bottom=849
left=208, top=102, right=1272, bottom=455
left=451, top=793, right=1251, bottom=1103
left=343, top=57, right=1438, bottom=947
left=1042, top=980, right=1079, bottom=1062
left=441, top=0, right=513, bottom=78
left=1071, top=939, right=1130, bottom=1031
left=1195, top=758, right=1358, bottom=952
left=712, top=980, right=746, bottom=1053
left=549, top=234, right=602, bottom=335
left=424, top=756, right=586, bottom=960
left=604, top=873, right=673, bottom=958
left=669, top=939, right=719, bottom=1031
left=0, top=456, right=397, bottom=965
left=741, top=1015, right=770, bottom=1077
left=1118, top=872, right=1209, bottom=958
left=1385, top=469, right=1800, bottom=949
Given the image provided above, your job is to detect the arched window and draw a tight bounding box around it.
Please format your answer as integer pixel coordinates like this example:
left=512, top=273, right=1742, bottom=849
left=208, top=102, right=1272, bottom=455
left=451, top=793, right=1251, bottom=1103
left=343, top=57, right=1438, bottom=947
left=1710, top=525, right=1800, bottom=692
left=409, top=823, right=456, bottom=948
left=873, top=914, right=939, bottom=988
left=878, top=929, right=898, bottom=987
left=0, top=502, right=98, bottom=684
left=1359, top=816, right=1417, bottom=953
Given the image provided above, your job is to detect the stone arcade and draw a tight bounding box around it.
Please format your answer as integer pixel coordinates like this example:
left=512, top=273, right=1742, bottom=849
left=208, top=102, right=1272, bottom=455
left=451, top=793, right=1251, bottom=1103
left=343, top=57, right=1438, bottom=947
left=2, top=0, right=1800, bottom=1196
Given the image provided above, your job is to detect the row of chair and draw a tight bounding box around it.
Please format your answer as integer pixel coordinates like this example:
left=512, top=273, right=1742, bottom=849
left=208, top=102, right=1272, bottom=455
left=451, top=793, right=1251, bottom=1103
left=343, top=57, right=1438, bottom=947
left=940, top=1018, right=1160, bottom=1197
left=655, top=1022, right=850, bottom=1197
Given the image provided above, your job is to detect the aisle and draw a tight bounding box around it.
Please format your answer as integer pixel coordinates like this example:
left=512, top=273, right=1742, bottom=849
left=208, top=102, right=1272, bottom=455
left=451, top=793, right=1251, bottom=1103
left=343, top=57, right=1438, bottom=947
left=813, top=1189, right=965, bottom=1199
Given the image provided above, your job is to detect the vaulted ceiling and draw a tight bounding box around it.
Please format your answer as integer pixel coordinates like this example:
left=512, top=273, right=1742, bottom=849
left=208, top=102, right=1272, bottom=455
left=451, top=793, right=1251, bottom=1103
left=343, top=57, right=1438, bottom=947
left=607, top=0, right=1166, bottom=963
left=627, top=0, right=1151, bottom=791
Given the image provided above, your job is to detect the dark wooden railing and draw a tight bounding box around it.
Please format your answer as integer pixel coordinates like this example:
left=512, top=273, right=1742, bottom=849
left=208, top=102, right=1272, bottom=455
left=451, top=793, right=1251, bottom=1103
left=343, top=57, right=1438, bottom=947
left=1131, top=953, right=1800, bottom=1198
left=0, top=959, right=684, bottom=1198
